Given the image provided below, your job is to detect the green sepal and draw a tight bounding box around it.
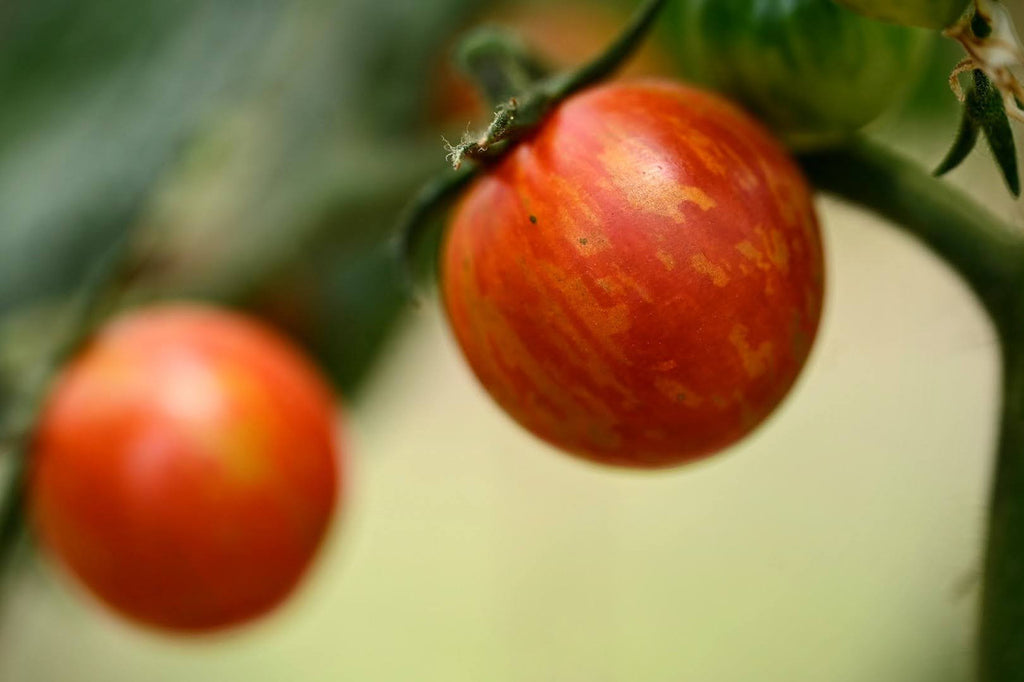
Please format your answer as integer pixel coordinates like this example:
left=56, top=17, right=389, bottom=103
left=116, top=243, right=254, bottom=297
left=983, top=106, right=1021, bottom=198
left=935, top=105, right=981, bottom=177
left=938, top=70, right=1021, bottom=198
left=970, top=71, right=1021, bottom=198
left=454, top=26, right=552, bottom=108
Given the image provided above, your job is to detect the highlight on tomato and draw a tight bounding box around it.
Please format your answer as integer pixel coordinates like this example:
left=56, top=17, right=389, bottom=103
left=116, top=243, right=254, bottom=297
left=28, top=304, right=341, bottom=632
left=441, top=79, right=825, bottom=469
left=670, top=0, right=933, bottom=148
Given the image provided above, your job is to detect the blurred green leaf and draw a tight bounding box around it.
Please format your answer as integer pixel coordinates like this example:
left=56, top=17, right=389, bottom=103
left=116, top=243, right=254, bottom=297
left=0, top=0, right=485, bottom=395
left=129, top=0, right=483, bottom=392
left=0, top=0, right=286, bottom=312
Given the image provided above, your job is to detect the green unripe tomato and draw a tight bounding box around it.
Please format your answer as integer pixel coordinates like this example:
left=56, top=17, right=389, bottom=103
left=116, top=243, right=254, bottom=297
left=832, top=0, right=971, bottom=29
left=671, top=0, right=933, bottom=148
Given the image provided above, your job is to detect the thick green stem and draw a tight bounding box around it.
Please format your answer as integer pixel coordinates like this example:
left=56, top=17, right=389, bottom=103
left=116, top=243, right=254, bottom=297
left=405, top=0, right=669, bottom=287
left=798, top=138, right=1023, bottom=320
left=983, top=337, right=1024, bottom=680
left=446, top=0, right=669, bottom=169
left=799, top=136, right=1024, bottom=682
left=541, top=0, right=668, bottom=98
left=455, top=27, right=552, bottom=108
left=394, top=164, right=479, bottom=295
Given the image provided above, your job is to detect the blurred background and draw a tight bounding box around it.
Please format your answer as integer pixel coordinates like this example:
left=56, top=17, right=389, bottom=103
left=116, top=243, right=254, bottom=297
left=0, top=0, right=1021, bottom=679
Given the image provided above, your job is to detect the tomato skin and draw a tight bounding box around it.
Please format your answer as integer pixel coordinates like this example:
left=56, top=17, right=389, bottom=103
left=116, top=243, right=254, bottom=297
left=442, top=80, right=824, bottom=468
left=671, top=0, right=931, bottom=148
left=29, top=305, right=340, bottom=632
left=832, top=0, right=970, bottom=29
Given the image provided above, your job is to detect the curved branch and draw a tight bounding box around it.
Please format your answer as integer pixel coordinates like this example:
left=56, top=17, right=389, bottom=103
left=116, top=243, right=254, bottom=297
left=800, top=135, right=1024, bottom=682
left=798, top=137, right=1024, bottom=322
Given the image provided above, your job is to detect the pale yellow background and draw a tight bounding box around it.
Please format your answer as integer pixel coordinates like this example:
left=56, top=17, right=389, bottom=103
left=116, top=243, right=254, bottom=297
left=0, top=182, right=1011, bottom=680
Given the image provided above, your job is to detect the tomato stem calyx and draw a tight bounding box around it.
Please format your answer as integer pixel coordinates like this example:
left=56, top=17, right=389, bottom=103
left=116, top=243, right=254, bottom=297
left=454, top=26, right=553, bottom=109
left=444, top=0, right=669, bottom=171
left=937, top=69, right=1020, bottom=196
left=942, top=0, right=1024, bottom=195
left=946, top=0, right=1024, bottom=125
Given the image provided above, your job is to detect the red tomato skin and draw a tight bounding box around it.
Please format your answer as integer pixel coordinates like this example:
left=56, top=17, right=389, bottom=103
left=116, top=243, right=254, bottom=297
left=29, top=304, right=340, bottom=632
left=442, top=80, right=824, bottom=468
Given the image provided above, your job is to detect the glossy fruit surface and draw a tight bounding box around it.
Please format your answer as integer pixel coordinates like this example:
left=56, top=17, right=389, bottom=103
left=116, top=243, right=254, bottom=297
left=29, top=304, right=340, bottom=631
left=672, top=0, right=931, bottom=148
left=833, top=0, right=970, bottom=29
left=442, top=80, right=824, bottom=469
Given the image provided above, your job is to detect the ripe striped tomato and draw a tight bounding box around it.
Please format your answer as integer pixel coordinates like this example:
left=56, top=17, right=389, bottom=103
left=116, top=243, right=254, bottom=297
left=442, top=80, right=824, bottom=468
left=29, top=305, right=340, bottom=631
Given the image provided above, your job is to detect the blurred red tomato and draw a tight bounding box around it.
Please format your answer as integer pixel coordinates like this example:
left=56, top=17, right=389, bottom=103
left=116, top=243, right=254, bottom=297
left=442, top=80, right=824, bottom=468
left=29, top=304, right=340, bottom=632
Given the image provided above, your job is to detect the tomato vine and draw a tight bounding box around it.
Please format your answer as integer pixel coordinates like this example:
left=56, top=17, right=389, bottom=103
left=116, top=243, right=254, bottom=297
left=801, top=138, right=1024, bottom=681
